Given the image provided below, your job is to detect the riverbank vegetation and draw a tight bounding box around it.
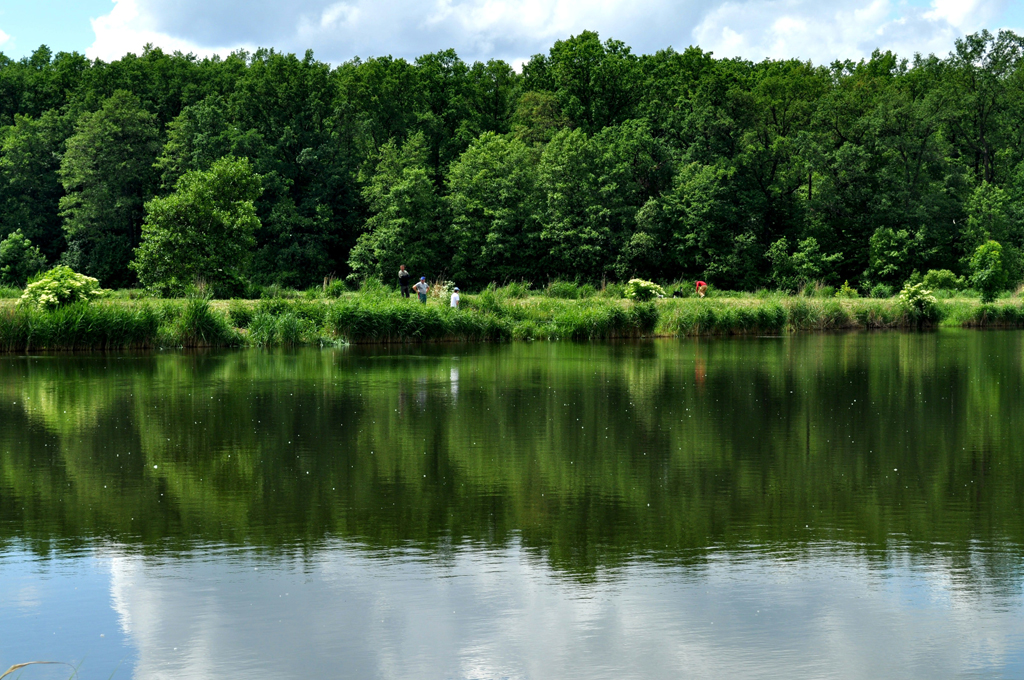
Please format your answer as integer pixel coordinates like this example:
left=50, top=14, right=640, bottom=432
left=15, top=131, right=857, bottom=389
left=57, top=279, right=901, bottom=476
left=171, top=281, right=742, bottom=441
left=5, top=31, right=1024, bottom=300
left=3, top=279, right=1024, bottom=351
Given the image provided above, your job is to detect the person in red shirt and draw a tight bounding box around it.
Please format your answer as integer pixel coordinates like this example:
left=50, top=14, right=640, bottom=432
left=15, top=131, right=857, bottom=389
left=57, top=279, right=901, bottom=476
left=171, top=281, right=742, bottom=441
left=696, top=280, right=708, bottom=298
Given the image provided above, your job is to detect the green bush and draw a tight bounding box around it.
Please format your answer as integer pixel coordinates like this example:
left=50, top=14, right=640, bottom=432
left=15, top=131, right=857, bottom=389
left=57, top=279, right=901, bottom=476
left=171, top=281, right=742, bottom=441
left=324, top=279, right=348, bottom=297
left=228, top=299, right=253, bottom=328
left=970, top=240, right=1008, bottom=303
left=922, top=269, right=964, bottom=291
left=835, top=281, right=859, bottom=298
left=19, top=266, right=106, bottom=310
left=0, top=286, right=21, bottom=299
left=0, top=229, right=47, bottom=286
left=896, top=282, right=939, bottom=322
left=624, top=278, right=666, bottom=302
left=869, top=283, right=894, bottom=299
left=546, top=280, right=584, bottom=299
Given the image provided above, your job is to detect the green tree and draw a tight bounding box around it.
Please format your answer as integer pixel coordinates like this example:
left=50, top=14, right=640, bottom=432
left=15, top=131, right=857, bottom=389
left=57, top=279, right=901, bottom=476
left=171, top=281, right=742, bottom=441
left=867, top=227, right=915, bottom=284
left=131, top=157, right=262, bottom=295
left=447, top=132, right=543, bottom=285
left=347, top=133, right=446, bottom=282
left=58, top=91, right=160, bottom=286
left=0, top=110, right=72, bottom=261
left=970, top=240, right=1008, bottom=302
left=0, top=229, right=46, bottom=286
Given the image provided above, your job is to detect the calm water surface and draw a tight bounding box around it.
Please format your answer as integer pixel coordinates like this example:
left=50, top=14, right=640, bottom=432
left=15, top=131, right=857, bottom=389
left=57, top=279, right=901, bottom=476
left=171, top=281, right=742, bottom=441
left=1, top=333, right=1023, bottom=679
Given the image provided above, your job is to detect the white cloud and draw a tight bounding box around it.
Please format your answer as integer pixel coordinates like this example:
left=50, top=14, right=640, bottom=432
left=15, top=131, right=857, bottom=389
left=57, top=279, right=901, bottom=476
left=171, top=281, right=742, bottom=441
left=87, top=0, right=252, bottom=61
left=693, top=0, right=1008, bottom=63
left=0, top=28, right=10, bottom=49
left=85, top=0, right=1020, bottom=66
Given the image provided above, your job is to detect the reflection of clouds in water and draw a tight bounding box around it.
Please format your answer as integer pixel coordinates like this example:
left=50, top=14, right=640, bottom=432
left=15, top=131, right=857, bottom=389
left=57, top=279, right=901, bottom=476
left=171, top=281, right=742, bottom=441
left=100, top=542, right=1024, bottom=680
left=450, top=366, right=459, bottom=401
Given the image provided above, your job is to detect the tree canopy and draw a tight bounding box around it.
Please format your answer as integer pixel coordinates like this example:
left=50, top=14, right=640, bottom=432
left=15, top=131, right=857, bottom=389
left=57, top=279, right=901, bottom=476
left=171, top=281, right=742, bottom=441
left=3, top=31, right=1024, bottom=290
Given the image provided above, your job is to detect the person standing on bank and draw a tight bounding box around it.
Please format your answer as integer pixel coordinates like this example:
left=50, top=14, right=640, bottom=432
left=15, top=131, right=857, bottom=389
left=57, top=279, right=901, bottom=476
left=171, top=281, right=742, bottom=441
left=450, top=287, right=460, bottom=309
left=398, top=265, right=411, bottom=298
left=413, top=277, right=429, bottom=303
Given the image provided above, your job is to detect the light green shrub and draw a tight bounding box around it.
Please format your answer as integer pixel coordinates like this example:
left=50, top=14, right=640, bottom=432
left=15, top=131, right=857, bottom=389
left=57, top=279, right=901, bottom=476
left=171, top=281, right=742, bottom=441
left=19, top=266, right=106, bottom=310
left=896, top=282, right=938, bottom=321
left=624, top=278, right=666, bottom=302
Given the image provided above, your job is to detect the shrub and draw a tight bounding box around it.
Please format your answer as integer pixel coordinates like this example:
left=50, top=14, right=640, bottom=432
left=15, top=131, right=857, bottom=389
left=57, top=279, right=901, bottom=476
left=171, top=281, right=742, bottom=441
left=546, top=280, right=582, bottom=299
left=624, top=278, right=666, bottom=302
left=835, top=281, right=859, bottom=298
left=0, top=286, right=21, bottom=299
left=0, top=229, right=46, bottom=286
left=970, top=240, right=1008, bottom=303
left=922, top=269, right=964, bottom=291
left=324, top=279, right=348, bottom=298
left=228, top=299, right=253, bottom=328
left=896, top=283, right=938, bottom=322
left=869, top=283, right=894, bottom=299
left=19, top=266, right=106, bottom=310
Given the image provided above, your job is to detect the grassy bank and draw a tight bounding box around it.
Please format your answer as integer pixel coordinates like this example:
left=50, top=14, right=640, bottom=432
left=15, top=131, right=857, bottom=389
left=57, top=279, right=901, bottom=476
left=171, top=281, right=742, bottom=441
left=3, top=287, right=1024, bottom=352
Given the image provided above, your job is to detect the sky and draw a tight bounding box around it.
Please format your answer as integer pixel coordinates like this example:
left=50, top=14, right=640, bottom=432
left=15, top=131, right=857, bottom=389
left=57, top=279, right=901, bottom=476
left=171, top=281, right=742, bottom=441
left=2, top=0, right=1024, bottom=67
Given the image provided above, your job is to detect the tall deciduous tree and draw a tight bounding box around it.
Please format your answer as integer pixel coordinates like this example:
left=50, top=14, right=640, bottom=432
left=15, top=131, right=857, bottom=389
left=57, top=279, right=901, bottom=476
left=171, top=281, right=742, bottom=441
left=131, top=156, right=262, bottom=295
left=58, top=90, right=160, bottom=286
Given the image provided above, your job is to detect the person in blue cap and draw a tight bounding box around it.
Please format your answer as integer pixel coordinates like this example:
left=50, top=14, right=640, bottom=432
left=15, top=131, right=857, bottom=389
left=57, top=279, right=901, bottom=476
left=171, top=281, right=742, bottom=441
left=413, top=277, right=429, bottom=303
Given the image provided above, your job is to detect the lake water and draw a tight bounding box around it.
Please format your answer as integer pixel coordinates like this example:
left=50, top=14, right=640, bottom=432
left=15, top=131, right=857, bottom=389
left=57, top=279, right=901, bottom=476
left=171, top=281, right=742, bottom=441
left=1, top=333, right=1023, bottom=679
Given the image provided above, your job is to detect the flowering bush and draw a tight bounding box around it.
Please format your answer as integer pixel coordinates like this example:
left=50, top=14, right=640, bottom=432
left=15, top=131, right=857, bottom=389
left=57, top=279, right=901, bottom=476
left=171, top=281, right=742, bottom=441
left=19, top=266, right=106, bottom=310
left=896, top=282, right=937, bottom=320
left=624, top=278, right=666, bottom=302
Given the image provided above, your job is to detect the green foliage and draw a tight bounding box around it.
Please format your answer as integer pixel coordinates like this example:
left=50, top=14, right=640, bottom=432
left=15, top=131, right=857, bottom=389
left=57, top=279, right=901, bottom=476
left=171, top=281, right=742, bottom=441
left=922, top=269, right=965, bottom=291
left=624, top=278, right=666, bottom=301
left=164, top=297, right=237, bottom=347
left=869, top=283, right=894, bottom=299
left=768, top=237, right=842, bottom=290
left=58, top=91, right=161, bottom=286
left=228, top=300, right=253, bottom=328
left=131, top=157, right=263, bottom=296
left=546, top=280, right=594, bottom=299
left=0, top=302, right=160, bottom=351
left=835, top=281, right=859, bottom=298
left=868, top=228, right=915, bottom=285
left=0, top=229, right=46, bottom=286
left=0, top=286, right=21, bottom=298
left=5, top=31, right=1024, bottom=291
left=347, top=134, right=447, bottom=283
left=896, top=283, right=939, bottom=321
left=970, top=240, right=1009, bottom=303
left=19, top=265, right=105, bottom=310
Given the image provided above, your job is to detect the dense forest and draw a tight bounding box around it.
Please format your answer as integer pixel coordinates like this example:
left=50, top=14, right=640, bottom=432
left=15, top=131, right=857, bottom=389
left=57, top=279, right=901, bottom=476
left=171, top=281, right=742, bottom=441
left=2, top=29, right=1024, bottom=293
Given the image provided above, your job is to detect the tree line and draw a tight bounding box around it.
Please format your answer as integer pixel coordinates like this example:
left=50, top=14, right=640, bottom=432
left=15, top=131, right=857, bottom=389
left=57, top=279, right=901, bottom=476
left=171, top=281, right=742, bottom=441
left=3, top=29, right=1024, bottom=293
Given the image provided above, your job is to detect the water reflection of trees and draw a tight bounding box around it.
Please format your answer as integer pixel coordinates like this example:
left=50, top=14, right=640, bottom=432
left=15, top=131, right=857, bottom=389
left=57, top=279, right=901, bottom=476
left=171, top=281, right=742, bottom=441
left=0, top=334, right=1022, bottom=580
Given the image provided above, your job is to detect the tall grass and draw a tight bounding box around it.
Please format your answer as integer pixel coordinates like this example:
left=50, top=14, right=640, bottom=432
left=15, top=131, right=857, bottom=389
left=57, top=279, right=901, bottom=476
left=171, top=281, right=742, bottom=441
left=0, top=302, right=161, bottom=351
left=162, top=297, right=238, bottom=347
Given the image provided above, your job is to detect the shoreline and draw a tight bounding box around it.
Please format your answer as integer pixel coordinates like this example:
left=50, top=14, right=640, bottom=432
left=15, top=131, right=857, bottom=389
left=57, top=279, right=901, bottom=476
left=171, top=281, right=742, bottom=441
left=1, top=293, right=1023, bottom=352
